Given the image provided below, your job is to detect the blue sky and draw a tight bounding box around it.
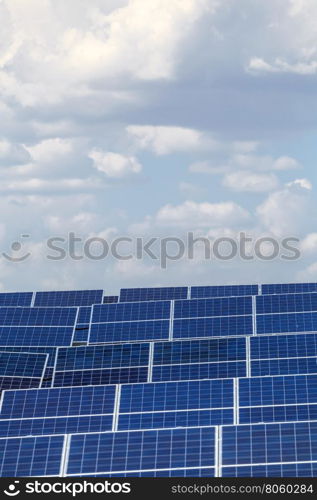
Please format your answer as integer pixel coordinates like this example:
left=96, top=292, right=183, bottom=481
left=0, top=0, right=317, bottom=293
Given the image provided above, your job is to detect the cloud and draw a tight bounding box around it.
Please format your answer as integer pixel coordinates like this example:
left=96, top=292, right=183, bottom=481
left=247, top=57, right=317, bottom=75
left=89, top=150, right=142, bottom=178
left=223, top=171, right=279, bottom=192
left=127, top=125, right=218, bottom=155
left=26, top=138, right=73, bottom=164
left=0, top=139, right=30, bottom=165
left=256, top=178, right=313, bottom=236
left=189, top=161, right=230, bottom=175
left=156, top=200, right=250, bottom=227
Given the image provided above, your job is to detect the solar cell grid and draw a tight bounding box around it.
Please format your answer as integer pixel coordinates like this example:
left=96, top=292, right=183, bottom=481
left=0, top=352, right=47, bottom=378
left=67, top=427, right=215, bottom=475
left=152, top=361, right=246, bottom=382
left=34, top=289, right=103, bottom=307
left=250, top=333, right=317, bottom=360
left=53, top=367, right=148, bottom=387
left=89, top=320, right=169, bottom=344
left=0, top=326, right=75, bottom=347
left=120, top=287, right=188, bottom=302
left=0, top=293, right=33, bottom=307
left=92, top=301, right=171, bottom=323
left=173, top=316, right=253, bottom=339
left=257, top=292, right=317, bottom=314
left=191, top=285, right=258, bottom=299
left=0, top=435, right=64, bottom=477
left=174, top=296, right=252, bottom=319
left=262, top=283, right=317, bottom=295
left=221, top=463, right=317, bottom=477
left=56, top=343, right=150, bottom=371
left=0, top=307, right=77, bottom=326
left=256, top=312, right=317, bottom=335
left=0, top=347, right=57, bottom=367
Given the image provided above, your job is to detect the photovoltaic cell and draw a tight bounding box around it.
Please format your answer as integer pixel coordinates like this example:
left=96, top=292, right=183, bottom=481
left=0, top=307, right=77, bottom=326
left=262, top=283, right=317, bottom=295
left=152, top=362, right=246, bottom=382
left=0, top=377, right=42, bottom=392
left=256, top=312, right=317, bottom=335
left=67, top=427, right=215, bottom=475
left=153, top=338, right=246, bottom=365
left=0, top=347, right=57, bottom=367
left=120, top=287, right=188, bottom=302
left=239, top=404, right=317, bottom=424
left=250, top=333, right=317, bottom=360
left=34, top=289, right=103, bottom=307
left=0, top=385, right=116, bottom=419
left=89, top=320, right=169, bottom=343
left=92, top=301, right=171, bottom=323
left=256, top=293, right=317, bottom=314
left=0, top=326, right=75, bottom=347
left=222, top=421, right=317, bottom=466
left=173, top=316, right=253, bottom=339
left=251, top=357, right=317, bottom=377
left=0, top=293, right=33, bottom=307
left=191, top=285, right=258, bottom=299
left=56, top=343, right=150, bottom=371
left=174, top=297, right=252, bottom=319
left=222, top=463, right=317, bottom=477
left=0, top=435, right=64, bottom=477
left=53, top=367, right=148, bottom=387
left=0, top=352, right=47, bottom=378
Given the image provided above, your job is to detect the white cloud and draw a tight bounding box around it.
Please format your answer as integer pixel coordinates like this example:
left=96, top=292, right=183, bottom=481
left=247, top=57, right=317, bottom=75
left=300, top=233, right=317, bottom=254
left=127, top=125, right=218, bottom=155
left=0, top=139, right=30, bottom=165
left=26, top=138, right=73, bottom=163
left=89, top=150, right=142, bottom=178
left=189, top=161, right=229, bottom=175
left=156, top=200, right=250, bottom=227
left=256, top=179, right=313, bottom=236
left=223, top=171, right=279, bottom=192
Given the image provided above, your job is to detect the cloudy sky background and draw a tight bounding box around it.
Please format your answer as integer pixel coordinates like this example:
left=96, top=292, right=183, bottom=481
left=1, top=0, right=317, bottom=293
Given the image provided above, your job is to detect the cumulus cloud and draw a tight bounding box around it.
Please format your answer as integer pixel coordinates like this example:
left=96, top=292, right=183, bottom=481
left=0, top=139, right=30, bottom=165
left=127, top=125, right=218, bottom=155
left=223, top=171, right=279, bottom=192
left=89, top=150, right=142, bottom=178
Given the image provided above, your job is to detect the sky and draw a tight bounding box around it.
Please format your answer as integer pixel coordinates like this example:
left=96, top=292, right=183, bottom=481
left=1, top=0, right=317, bottom=294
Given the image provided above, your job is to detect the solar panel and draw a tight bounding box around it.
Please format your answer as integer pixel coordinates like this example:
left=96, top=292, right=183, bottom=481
left=56, top=343, right=150, bottom=371
left=251, top=333, right=317, bottom=360
left=92, top=301, right=171, bottom=323
left=174, top=296, right=252, bottom=318
left=257, top=293, right=317, bottom=314
left=0, top=352, right=47, bottom=378
left=0, top=293, right=33, bottom=307
left=53, top=367, right=148, bottom=387
left=239, top=404, right=317, bottom=424
left=262, top=282, right=317, bottom=295
left=251, top=357, right=317, bottom=377
left=0, top=326, right=75, bottom=347
left=256, top=312, right=317, bottom=335
left=76, top=306, right=91, bottom=325
left=152, top=362, right=246, bottom=382
left=191, top=285, right=258, bottom=299
left=67, top=427, right=215, bottom=475
left=0, top=435, right=64, bottom=477
left=0, top=347, right=57, bottom=367
left=95, top=468, right=215, bottom=477
left=103, top=296, right=119, bottom=304
left=89, top=320, right=170, bottom=343
left=0, top=307, right=77, bottom=326
left=34, top=289, right=103, bottom=307
left=173, top=316, right=253, bottom=339
left=120, top=287, right=188, bottom=302
left=222, top=421, right=317, bottom=466
left=222, top=463, right=317, bottom=477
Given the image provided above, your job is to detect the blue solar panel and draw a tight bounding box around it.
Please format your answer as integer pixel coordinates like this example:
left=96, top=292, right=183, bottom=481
left=0, top=352, right=47, bottom=378
left=251, top=357, right=317, bottom=377
left=0, top=347, right=57, bottom=366
left=72, top=327, right=89, bottom=343
left=120, top=287, right=188, bottom=302
left=0, top=326, right=74, bottom=347
left=173, top=316, right=253, bottom=339
left=0, top=293, right=33, bottom=307
left=97, top=468, right=215, bottom=477
left=67, top=427, right=215, bottom=475
left=76, top=306, right=91, bottom=325
left=103, top=296, right=119, bottom=304
left=120, top=379, right=233, bottom=413
left=153, top=338, right=246, bottom=365
left=0, top=435, right=64, bottom=477
left=262, top=282, right=317, bottom=295
left=56, top=343, right=150, bottom=371
left=89, top=320, right=169, bottom=343
left=152, top=362, right=246, bottom=382
left=0, top=415, right=113, bottom=438
left=0, top=386, right=116, bottom=419
left=257, top=293, right=317, bottom=314
left=41, top=367, right=54, bottom=387
left=0, top=377, right=42, bottom=392
left=251, top=333, right=317, bottom=360
left=222, top=463, right=317, bottom=477
left=222, top=421, right=317, bottom=466
left=34, top=289, right=103, bottom=307
left=256, top=312, right=317, bottom=334
left=0, top=307, right=77, bottom=326
left=240, top=404, right=317, bottom=424
left=118, top=409, right=232, bottom=430
left=53, top=367, right=148, bottom=387
left=174, top=297, right=252, bottom=318
left=191, top=285, right=258, bottom=299
left=92, top=301, right=171, bottom=323
left=240, top=375, right=317, bottom=407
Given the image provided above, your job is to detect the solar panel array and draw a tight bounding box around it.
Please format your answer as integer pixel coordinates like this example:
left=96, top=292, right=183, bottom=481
left=2, top=283, right=317, bottom=477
